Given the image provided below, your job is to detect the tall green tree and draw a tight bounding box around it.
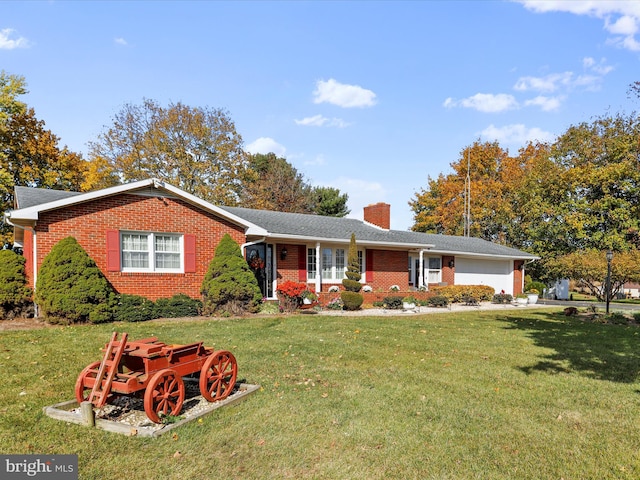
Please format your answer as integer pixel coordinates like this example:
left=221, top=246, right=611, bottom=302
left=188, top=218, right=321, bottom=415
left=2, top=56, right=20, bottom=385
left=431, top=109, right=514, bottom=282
left=88, top=99, right=249, bottom=205
left=312, top=186, right=350, bottom=217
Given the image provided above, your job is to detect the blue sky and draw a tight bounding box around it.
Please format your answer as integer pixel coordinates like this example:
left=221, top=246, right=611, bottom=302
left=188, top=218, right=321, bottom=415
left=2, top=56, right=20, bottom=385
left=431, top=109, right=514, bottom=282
left=2, top=1, right=640, bottom=230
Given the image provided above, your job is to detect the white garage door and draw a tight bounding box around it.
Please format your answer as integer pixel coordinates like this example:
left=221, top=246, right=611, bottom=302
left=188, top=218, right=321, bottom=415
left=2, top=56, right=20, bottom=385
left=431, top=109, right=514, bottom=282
left=454, top=258, right=514, bottom=295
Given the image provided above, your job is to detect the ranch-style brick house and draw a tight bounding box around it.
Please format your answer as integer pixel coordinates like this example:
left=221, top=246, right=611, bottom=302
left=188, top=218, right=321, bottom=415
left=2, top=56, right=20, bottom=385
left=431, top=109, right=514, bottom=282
left=5, top=178, right=537, bottom=306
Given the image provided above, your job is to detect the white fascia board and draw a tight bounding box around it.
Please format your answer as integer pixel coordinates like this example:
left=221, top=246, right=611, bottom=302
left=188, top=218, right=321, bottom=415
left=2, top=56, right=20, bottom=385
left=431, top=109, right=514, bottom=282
left=263, top=233, right=435, bottom=250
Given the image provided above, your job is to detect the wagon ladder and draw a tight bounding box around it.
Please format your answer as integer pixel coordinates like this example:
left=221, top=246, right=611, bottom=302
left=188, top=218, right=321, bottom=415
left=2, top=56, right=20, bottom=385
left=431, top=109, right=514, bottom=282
left=88, top=332, right=128, bottom=408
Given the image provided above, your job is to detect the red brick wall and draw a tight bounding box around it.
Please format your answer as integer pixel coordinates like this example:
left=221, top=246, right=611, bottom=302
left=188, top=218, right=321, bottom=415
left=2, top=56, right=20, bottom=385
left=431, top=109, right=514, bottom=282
left=31, top=193, right=245, bottom=300
left=441, top=255, right=455, bottom=285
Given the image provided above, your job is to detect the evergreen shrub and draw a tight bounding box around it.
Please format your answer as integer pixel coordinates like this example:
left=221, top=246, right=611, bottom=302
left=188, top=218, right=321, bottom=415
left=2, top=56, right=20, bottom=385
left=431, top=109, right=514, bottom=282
left=0, top=249, right=33, bottom=319
left=114, top=294, right=157, bottom=322
left=427, top=295, right=450, bottom=307
left=341, top=233, right=363, bottom=310
left=201, top=234, right=262, bottom=316
left=341, top=291, right=364, bottom=310
left=155, top=293, right=202, bottom=318
left=383, top=296, right=403, bottom=309
left=35, top=237, right=116, bottom=324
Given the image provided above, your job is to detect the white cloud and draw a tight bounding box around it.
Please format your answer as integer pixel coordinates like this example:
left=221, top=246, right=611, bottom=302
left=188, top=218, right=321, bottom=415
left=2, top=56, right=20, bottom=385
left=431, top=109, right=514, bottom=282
left=313, top=78, right=377, bottom=108
left=524, top=95, right=564, bottom=111
left=443, top=93, right=518, bottom=113
left=513, top=72, right=574, bottom=93
left=0, top=28, right=30, bottom=49
left=303, top=154, right=327, bottom=167
left=480, top=124, right=554, bottom=145
left=114, top=37, right=128, bottom=46
left=583, top=57, right=614, bottom=75
left=294, top=114, right=350, bottom=128
left=518, top=0, right=640, bottom=51
left=245, top=137, right=287, bottom=156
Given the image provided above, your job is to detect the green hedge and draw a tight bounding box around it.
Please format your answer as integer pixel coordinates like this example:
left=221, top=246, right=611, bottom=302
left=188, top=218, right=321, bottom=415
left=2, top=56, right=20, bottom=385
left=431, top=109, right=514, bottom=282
left=432, top=285, right=495, bottom=303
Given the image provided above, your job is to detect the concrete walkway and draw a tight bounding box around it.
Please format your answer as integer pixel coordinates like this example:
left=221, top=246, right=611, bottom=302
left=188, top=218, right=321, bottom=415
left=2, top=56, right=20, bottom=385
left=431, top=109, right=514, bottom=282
left=317, top=301, right=557, bottom=316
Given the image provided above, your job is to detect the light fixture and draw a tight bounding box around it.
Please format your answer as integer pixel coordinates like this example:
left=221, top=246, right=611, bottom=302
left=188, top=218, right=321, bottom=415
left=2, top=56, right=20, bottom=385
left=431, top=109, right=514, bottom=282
left=281, top=247, right=288, bottom=260
left=448, top=260, right=455, bottom=268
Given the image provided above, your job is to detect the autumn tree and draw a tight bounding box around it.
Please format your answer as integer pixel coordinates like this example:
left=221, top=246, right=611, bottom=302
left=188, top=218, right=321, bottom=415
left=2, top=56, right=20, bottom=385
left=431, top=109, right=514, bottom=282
left=241, top=152, right=313, bottom=212
left=0, top=108, right=88, bottom=243
left=241, top=152, right=350, bottom=216
left=0, top=71, right=27, bottom=124
left=410, top=140, right=523, bottom=243
left=546, top=249, right=640, bottom=300
left=88, top=98, right=250, bottom=205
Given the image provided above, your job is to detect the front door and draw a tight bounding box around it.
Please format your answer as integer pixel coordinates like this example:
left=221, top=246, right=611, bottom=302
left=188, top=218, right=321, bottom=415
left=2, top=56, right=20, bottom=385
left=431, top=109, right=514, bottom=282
left=246, top=243, right=274, bottom=298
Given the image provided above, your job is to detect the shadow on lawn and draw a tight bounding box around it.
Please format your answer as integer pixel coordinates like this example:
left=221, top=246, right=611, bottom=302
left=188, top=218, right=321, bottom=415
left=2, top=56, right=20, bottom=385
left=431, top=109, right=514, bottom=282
left=497, top=310, right=640, bottom=384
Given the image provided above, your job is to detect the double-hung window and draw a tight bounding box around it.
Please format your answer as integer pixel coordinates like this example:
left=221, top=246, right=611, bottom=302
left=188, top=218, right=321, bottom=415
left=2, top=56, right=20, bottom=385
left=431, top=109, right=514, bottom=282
left=427, top=257, right=442, bottom=283
left=308, top=247, right=358, bottom=282
left=121, top=232, right=183, bottom=272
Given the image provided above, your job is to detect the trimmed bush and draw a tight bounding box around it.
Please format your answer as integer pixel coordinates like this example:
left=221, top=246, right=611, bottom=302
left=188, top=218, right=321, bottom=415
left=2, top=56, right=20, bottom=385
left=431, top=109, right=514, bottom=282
left=201, top=234, right=262, bottom=316
left=341, top=291, right=364, bottom=310
left=154, top=293, right=202, bottom=318
left=383, top=296, right=403, bottom=310
left=427, top=295, right=449, bottom=307
left=432, top=285, right=495, bottom=303
left=492, top=293, right=513, bottom=304
left=525, top=281, right=546, bottom=295
left=114, top=294, right=157, bottom=322
left=0, top=249, right=33, bottom=319
left=35, top=237, right=116, bottom=324
left=341, top=233, right=363, bottom=310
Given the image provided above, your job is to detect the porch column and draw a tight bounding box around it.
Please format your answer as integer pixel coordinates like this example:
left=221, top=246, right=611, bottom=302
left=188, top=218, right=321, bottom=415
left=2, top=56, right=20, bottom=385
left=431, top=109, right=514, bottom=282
left=315, top=242, right=321, bottom=293
left=419, top=250, right=425, bottom=290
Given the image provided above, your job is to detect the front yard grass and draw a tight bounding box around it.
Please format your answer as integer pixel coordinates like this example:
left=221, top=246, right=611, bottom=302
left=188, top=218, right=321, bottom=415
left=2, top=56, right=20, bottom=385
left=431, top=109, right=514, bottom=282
left=1, top=309, right=640, bottom=479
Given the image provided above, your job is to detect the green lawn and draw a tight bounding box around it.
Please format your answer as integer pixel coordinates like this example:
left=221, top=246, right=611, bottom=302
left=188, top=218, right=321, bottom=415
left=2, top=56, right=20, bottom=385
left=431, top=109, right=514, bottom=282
left=1, top=309, right=639, bottom=479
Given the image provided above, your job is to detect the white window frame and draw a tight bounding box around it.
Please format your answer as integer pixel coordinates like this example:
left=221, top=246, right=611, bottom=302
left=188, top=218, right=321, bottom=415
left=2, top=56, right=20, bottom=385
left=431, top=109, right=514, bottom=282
left=121, top=231, right=184, bottom=273
left=308, top=246, right=361, bottom=282
left=427, top=257, right=442, bottom=284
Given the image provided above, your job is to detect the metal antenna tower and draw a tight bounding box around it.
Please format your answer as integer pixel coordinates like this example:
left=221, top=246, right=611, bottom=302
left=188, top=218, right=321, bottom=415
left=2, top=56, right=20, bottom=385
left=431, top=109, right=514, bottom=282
left=464, top=149, right=471, bottom=237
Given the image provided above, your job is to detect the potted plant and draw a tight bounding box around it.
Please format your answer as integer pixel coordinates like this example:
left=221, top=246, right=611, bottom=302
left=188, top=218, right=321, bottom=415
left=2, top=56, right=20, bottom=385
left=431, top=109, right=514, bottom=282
left=526, top=288, right=539, bottom=304
left=301, top=290, right=317, bottom=305
left=515, top=293, right=529, bottom=305
left=402, top=295, right=417, bottom=310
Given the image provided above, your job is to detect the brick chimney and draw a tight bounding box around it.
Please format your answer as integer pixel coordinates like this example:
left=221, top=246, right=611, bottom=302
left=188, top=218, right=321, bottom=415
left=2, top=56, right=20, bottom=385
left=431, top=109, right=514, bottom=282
left=364, top=202, right=391, bottom=229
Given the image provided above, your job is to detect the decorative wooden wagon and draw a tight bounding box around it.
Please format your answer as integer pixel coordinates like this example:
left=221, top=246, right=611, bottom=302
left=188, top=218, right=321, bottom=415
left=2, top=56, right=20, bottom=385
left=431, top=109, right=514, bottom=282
left=75, top=332, right=238, bottom=423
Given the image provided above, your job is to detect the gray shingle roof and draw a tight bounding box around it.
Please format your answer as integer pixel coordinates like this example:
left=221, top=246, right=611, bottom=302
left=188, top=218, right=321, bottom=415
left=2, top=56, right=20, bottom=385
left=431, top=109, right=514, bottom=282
left=221, top=206, right=537, bottom=259
left=14, top=186, right=82, bottom=209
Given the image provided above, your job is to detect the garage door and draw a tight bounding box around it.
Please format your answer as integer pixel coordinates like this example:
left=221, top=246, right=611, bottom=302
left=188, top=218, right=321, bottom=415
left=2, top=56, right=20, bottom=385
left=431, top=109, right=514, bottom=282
left=454, top=258, right=514, bottom=295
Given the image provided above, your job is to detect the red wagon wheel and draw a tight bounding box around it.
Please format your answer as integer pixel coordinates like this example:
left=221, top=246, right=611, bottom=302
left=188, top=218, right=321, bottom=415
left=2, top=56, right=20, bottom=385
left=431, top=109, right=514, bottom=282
left=144, top=369, right=185, bottom=424
left=199, top=350, right=238, bottom=402
left=74, top=361, right=101, bottom=404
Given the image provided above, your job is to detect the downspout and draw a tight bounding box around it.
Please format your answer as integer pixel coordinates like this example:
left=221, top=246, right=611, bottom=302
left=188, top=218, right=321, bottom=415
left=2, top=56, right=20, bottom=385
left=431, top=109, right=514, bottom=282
left=4, top=216, right=38, bottom=316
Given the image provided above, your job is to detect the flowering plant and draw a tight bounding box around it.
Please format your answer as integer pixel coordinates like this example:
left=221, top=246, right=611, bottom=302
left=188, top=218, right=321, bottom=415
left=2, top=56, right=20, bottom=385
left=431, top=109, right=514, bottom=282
left=328, top=285, right=340, bottom=293
left=389, top=285, right=400, bottom=292
left=362, top=285, right=373, bottom=293
left=276, top=281, right=307, bottom=298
